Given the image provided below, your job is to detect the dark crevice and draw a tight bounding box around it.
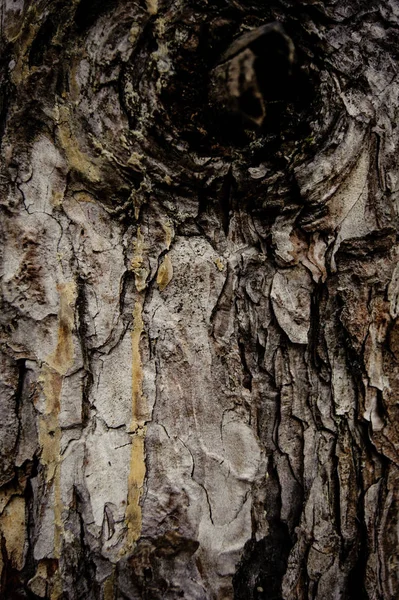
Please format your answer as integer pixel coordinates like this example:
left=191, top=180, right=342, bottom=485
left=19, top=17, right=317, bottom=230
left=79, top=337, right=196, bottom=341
left=346, top=496, right=368, bottom=600
left=74, top=0, right=120, bottom=33
left=233, top=520, right=292, bottom=600
left=23, top=458, right=41, bottom=600
left=210, top=262, right=235, bottom=336
left=255, top=335, right=266, bottom=367
left=331, top=439, right=344, bottom=544
left=0, top=75, right=11, bottom=148
left=12, top=358, right=26, bottom=458
left=70, top=487, right=99, bottom=598
left=75, top=276, right=94, bottom=427
left=219, top=166, right=233, bottom=235
left=309, top=280, right=331, bottom=384
left=238, top=337, right=253, bottom=391
left=29, top=18, right=56, bottom=67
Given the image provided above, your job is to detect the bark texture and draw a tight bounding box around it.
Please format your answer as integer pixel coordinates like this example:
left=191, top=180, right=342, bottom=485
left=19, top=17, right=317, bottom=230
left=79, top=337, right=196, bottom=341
left=1, top=0, right=399, bottom=598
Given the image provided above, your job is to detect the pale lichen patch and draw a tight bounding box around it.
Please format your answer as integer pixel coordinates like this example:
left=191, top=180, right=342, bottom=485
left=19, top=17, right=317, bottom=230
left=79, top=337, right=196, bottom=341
left=127, top=151, right=145, bottom=169
left=56, top=104, right=101, bottom=184
left=146, top=0, right=158, bottom=16
left=214, top=257, right=225, bottom=272
left=51, top=191, right=64, bottom=207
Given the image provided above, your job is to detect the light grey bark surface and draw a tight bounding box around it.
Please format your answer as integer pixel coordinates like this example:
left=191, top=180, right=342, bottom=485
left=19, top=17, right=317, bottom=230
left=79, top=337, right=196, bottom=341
left=1, top=0, right=399, bottom=598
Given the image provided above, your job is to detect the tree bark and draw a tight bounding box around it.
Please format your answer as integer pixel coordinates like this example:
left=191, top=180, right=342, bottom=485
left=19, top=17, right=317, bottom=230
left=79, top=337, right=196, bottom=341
left=1, top=0, right=399, bottom=598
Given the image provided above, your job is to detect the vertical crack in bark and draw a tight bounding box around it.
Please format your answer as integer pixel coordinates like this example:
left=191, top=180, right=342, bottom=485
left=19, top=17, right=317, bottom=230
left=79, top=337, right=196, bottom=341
left=76, top=275, right=93, bottom=428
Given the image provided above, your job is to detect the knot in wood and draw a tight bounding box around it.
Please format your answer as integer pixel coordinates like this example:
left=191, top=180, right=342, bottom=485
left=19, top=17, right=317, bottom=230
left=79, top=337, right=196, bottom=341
left=209, top=23, right=295, bottom=127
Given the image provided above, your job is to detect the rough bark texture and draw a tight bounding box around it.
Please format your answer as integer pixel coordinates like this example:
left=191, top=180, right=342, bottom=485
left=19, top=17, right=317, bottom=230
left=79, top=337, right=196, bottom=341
left=1, top=0, right=399, bottom=598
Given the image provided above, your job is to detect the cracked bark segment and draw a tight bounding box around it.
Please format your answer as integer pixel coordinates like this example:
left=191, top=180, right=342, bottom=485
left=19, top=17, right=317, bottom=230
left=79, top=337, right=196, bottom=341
left=139, top=236, right=267, bottom=597
left=271, top=267, right=312, bottom=345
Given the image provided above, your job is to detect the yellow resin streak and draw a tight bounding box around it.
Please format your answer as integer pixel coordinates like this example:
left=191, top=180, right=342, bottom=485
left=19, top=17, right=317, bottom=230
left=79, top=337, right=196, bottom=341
left=156, top=254, right=173, bottom=291
left=124, top=300, right=148, bottom=553
left=38, top=282, right=76, bottom=598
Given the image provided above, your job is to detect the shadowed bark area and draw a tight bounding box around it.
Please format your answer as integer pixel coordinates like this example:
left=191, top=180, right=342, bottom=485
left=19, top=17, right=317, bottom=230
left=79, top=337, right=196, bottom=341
left=1, top=0, right=399, bottom=598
